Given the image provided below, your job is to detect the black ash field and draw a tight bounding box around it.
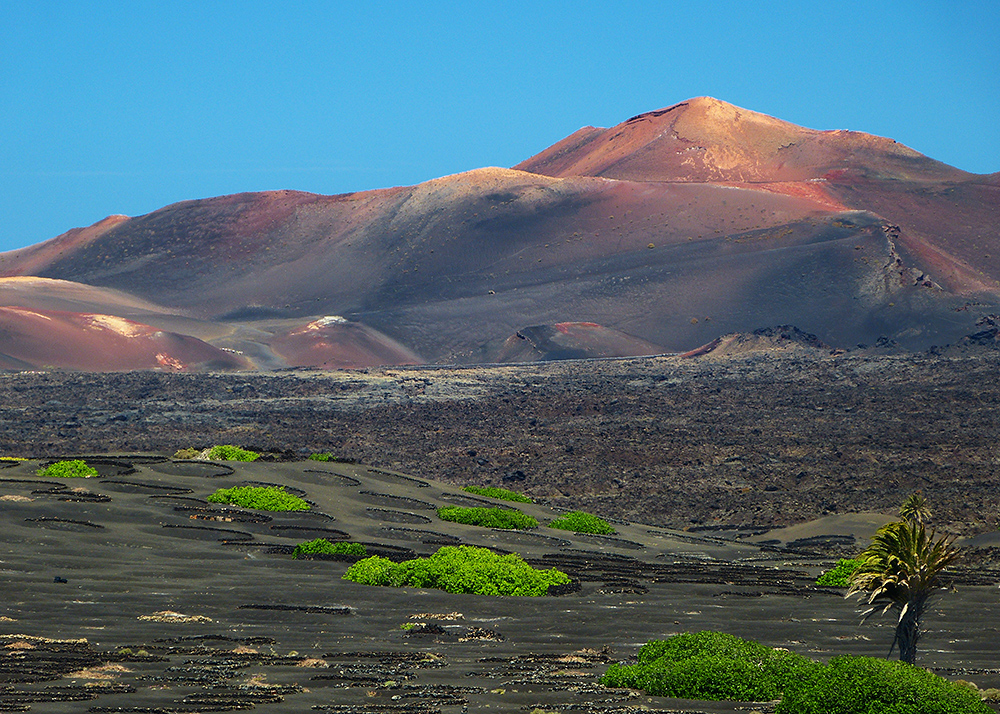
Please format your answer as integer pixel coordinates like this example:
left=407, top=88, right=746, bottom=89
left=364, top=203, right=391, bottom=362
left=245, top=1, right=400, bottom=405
left=3, top=351, right=1000, bottom=712
left=2, top=455, right=999, bottom=713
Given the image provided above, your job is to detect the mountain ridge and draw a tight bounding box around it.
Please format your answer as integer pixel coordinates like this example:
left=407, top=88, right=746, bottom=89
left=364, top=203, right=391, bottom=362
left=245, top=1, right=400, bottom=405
left=1, top=97, right=997, bottom=371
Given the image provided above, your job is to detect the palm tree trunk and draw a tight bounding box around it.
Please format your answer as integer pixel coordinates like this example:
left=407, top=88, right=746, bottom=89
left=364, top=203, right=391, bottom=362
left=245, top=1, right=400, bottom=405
left=894, top=595, right=927, bottom=665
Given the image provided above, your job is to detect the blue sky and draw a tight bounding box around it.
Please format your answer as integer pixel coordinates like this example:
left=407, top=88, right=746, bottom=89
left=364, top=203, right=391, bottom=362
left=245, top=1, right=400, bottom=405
left=2, top=1, right=997, bottom=253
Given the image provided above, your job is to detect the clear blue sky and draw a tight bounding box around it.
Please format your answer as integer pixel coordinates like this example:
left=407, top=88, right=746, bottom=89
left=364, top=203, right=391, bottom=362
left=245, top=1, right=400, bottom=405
left=2, top=1, right=997, bottom=253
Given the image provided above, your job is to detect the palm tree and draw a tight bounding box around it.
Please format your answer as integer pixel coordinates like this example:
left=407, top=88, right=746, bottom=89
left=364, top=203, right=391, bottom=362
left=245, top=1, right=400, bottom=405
left=847, top=520, right=960, bottom=664
left=899, top=492, right=931, bottom=525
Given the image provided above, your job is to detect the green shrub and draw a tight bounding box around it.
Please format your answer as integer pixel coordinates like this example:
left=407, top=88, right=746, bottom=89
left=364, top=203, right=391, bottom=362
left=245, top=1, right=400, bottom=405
left=37, top=460, right=99, bottom=478
left=548, top=510, right=616, bottom=535
left=343, top=545, right=570, bottom=596
left=775, top=655, right=992, bottom=714
left=292, top=539, right=366, bottom=559
left=437, top=506, right=538, bottom=530
left=602, top=633, right=989, bottom=713
left=815, top=557, right=864, bottom=587
left=206, top=445, right=260, bottom=462
left=307, top=453, right=331, bottom=462
left=602, top=631, right=818, bottom=702
left=207, top=486, right=309, bottom=511
left=463, top=485, right=533, bottom=503
left=343, top=553, right=396, bottom=585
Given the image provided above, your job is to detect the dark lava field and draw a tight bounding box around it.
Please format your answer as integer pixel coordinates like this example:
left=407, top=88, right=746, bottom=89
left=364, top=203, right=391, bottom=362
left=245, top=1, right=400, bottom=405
left=2, top=350, right=999, bottom=538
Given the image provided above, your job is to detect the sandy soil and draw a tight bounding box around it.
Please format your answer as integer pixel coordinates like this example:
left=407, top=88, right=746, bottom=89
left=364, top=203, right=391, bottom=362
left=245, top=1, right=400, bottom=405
left=1, top=457, right=998, bottom=713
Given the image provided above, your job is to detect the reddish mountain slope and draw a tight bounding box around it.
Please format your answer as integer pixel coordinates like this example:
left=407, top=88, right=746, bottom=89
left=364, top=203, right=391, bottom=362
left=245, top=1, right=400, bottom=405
left=0, top=98, right=997, bottom=368
left=0, top=276, right=183, bottom=316
left=515, top=97, right=999, bottom=299
left=0, top=215, right=128, bottom=277
left=0, top=306, right=247, bottom=371
left=270, top=316, right=423, bottom=369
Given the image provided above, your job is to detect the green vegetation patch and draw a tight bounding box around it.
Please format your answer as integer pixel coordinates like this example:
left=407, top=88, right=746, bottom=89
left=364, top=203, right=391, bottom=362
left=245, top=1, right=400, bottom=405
left=775, top=655, right=991, bottom=714
left=306, top=452, right=355, bottom=464
left=37, top=460, right=99, bottom=478
left=462, top=485, right=533, bottom=503
left=815, top=557, right=864, bottom=587
left=437, top=505, right=538, bottom=530
left=343, top=545, right=570, bottom=596
left=602, top=632, right=989, bottom=713
left=602, top=631, right=818, bottom=702
left=207, top=486, right=309, bottom=511
left=207, top=445, right=260, bottom=462
left=292, top=538, right=365, bottom=559
left=547, top=510, right=616, bottom=535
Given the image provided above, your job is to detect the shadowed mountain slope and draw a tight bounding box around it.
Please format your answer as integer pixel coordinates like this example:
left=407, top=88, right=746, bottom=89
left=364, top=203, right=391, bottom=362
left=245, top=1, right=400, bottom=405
left=680, top=325, right=835, bottom=359
left=1, top=98, right=997, bottom=368
left=494, top=322, right=667, bottom=362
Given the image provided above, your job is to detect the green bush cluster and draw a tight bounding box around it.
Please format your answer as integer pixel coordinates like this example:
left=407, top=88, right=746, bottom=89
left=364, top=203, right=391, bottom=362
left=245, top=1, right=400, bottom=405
left=437, top=506, right=538, bottom=530
left=548, top=510, right=616, bottom=535
left=815, top=557, right=865, bottom=587
left=207, top=445, right=260, bottom=462
left=775, top=655, right=991, bottom=714
left=292, top=538, right=366, bottom=559
left=307, top=453, right=331, bottom=462
left=207, top=486, right=309, bottom=511
left=343, top=545, right=570, bottom=596
left=602, top=632, right=989, bottom=713
left=602, top=631, right=818, bottom=702
left=37, top=460, right=99, bottom=478
left=462, top=485, right=533, bottom=503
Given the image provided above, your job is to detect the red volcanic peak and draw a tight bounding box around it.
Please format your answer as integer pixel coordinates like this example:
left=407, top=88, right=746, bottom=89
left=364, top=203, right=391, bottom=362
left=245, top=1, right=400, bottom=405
left=516, top=97, right=969, bottom=184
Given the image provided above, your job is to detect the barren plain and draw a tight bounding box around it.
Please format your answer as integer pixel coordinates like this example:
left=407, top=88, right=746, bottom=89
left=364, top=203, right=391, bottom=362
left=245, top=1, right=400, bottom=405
left=2, top=453, right=999, bottom=714
left=2, top=349, right=1000, bottom=539
left=3, top=350, right=1000, bottom=712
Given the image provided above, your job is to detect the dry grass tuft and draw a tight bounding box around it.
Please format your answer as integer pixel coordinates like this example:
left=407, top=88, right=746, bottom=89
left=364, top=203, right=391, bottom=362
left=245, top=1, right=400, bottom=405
left=296, top=658, right=329, bottom=668
left=138, top=610, right=212, bottom=623
left=70, top=663, right=132, bottom=680
left=4, top=641, right=35, bottom=650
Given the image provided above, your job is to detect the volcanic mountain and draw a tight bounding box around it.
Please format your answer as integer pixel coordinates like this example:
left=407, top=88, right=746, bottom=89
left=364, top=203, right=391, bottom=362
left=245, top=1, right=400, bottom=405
left=1, top=97, right=997, bottom=370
